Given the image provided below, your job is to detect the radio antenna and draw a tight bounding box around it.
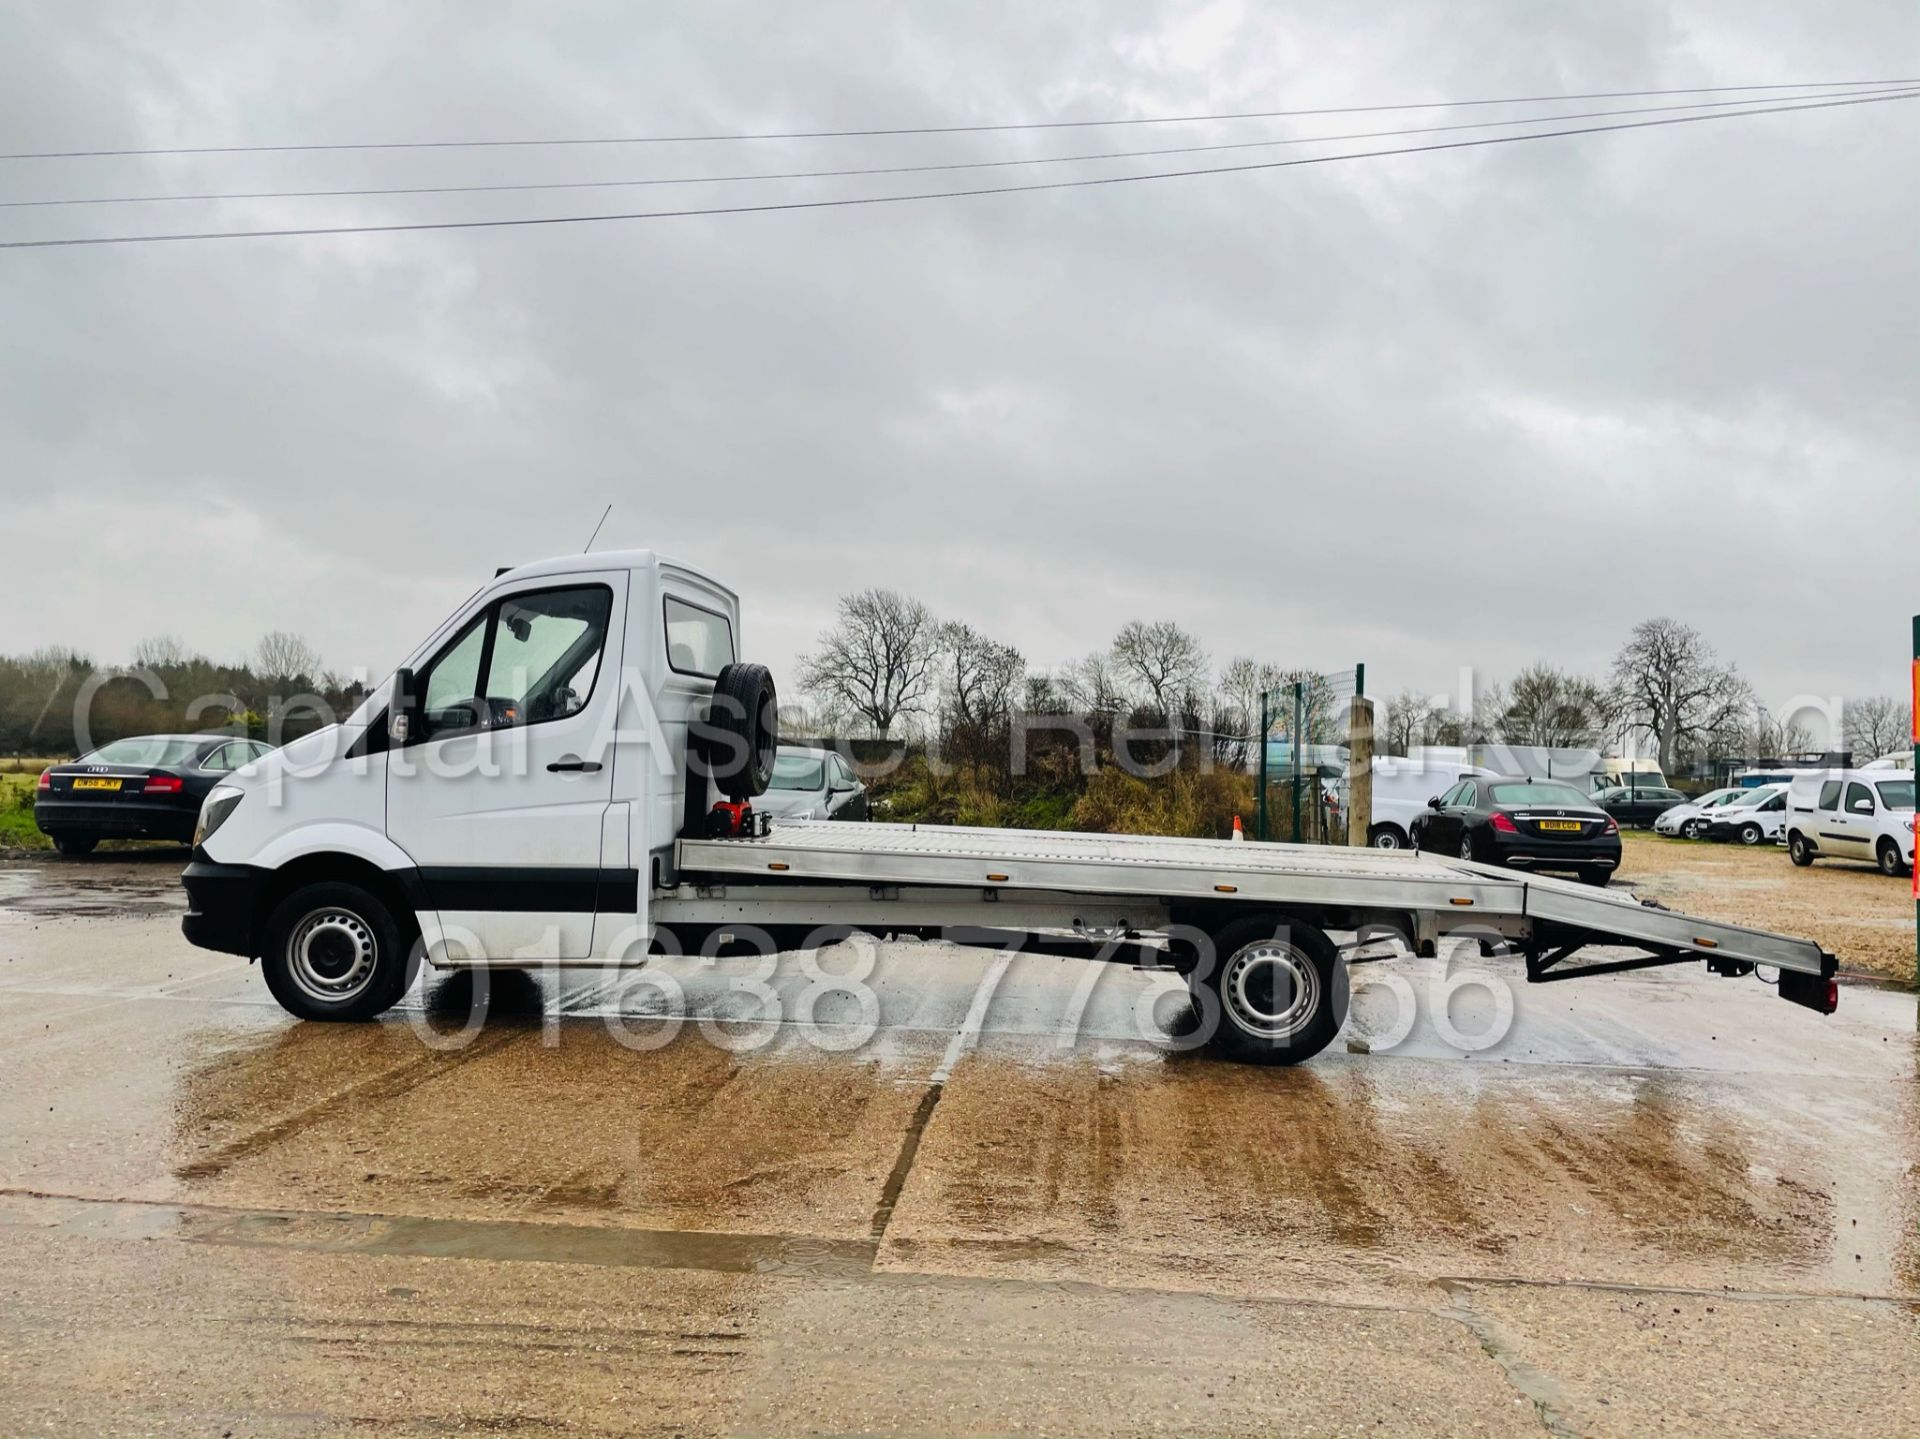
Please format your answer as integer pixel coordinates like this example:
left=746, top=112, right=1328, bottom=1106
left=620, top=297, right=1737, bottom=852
left=582, top=503, right=612, bottom=552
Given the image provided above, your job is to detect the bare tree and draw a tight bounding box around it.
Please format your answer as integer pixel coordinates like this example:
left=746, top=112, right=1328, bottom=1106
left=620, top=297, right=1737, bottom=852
left=1380, top=688, right=1438, bottom=756
left=936, top=622, right=1024, bottom=729
left=1058, top=650, right=1127, bottom=714
left=797, top=589, right=940, bottom=737
left=254, top=631, right=323, bottom=687
left=1745, top=703, right=1814, bottom=759
left=1500, top=664, right=1608, bottom=749
left=1843, top=695, right=1912, bottom=760
left=1609, top=618, right=1752, bottom=775
left=130, top=635, right=193, bottom=671
left=1111, top=620, right=1207, bottom=715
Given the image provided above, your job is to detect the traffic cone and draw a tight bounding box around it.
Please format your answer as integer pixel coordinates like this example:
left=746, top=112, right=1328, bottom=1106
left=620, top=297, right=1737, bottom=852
left=1231, top=815, right=1245, bottom=842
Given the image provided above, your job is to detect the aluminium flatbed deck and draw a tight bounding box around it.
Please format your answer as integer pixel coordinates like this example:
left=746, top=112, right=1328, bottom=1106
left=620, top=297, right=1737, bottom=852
left=674, top=820, right=1834, bottom=977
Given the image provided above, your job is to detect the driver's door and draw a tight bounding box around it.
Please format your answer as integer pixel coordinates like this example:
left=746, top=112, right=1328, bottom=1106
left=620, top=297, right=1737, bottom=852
left=387, top=574, right=627, bottom=961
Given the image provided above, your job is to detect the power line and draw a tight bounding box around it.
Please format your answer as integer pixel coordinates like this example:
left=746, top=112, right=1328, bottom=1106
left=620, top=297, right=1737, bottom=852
left=4, top=78, right=1916, bottom=160
left=8, top=85, right=1909, bottom=210
left=4, top=88, right=1912, bottom=251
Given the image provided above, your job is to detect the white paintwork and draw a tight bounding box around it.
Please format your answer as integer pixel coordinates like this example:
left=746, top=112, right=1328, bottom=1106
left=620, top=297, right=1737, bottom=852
left=1355, top=757, right=1499, bottom=845
left=1786, top=769, right=1917, bottom=868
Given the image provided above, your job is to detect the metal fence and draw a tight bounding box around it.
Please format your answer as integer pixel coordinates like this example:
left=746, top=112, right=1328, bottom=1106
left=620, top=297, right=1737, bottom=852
left=1254, top=665, right=1363, bottom=843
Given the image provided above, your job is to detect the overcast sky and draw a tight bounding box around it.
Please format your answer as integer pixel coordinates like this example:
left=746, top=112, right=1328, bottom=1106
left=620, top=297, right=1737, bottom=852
left=2, top=1, right=1915, bottom=729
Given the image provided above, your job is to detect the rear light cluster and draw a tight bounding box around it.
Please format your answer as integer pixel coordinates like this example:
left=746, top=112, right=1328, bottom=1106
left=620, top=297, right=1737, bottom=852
left=143, top=775, right=184, bottom=795
left=36, top=770, right=51, bottom=790
left=1602, top=816, right=1619, bottom=835
left=1488, top=812, right=1519, bottom=834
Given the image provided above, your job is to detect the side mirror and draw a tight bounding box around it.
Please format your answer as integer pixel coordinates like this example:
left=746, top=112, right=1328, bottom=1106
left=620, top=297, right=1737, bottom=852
left=390, top=667, right=423, bottom=745
left=1427, top=796, right=1442, bottom=810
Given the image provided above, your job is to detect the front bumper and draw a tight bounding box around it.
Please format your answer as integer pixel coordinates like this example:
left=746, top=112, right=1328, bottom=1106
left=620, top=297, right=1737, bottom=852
left=180, top=858, right=267, bottom=957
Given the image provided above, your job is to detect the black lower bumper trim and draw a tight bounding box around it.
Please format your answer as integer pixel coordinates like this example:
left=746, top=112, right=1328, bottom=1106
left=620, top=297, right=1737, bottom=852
left=181, top=858, right=267, bottom=957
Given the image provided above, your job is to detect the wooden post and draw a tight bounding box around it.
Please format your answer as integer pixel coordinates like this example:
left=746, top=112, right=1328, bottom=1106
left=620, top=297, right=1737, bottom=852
left=1347, top=694, right=1375, bottom=850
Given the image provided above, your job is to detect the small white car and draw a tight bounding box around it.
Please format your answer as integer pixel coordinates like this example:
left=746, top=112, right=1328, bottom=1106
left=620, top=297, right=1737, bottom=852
left=1653, top=787, right=1747, bottom=839
left=1785, top=770, right=1916, bottom=875
left=1701, top=784, right=1790, bottom=845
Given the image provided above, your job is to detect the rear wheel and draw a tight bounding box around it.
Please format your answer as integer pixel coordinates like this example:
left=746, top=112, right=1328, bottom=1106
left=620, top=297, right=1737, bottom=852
left=1367, top=823, right=1406, bottom=851
left=50, top=834, right=98, bottom=857
left=1188, top=916, right=1346, bottom=1066
left=261, top=881, right=416, bottom=1021
left=1737, top=823, right=1764, bottom=847
left=1580, top=870, right=1612, bottom=887
left=1878, top=839, right=1909, bottom=877
left=1788, top=832, right=1815, bottom=867
left=1458, top=831, right=1477, bottom=862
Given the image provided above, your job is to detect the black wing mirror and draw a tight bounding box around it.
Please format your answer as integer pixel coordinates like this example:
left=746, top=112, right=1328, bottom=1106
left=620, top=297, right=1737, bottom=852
left=389, top=667, right=424, bottom=745
left=1427, top=796, right=1442, bottom=810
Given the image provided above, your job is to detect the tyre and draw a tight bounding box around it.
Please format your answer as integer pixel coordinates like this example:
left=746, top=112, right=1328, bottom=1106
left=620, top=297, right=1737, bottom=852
left=1367, top=823, right=1406, bottom=851
left=260, top=881, right=416, bottom=1021
left=1580, top=870, right=1612, bottom=887
left=1683, top=819, right=1706, bottom=840
left=694, top=662, right=778, bottom=800
left=1878, top=839, right=1909, bottom=877
left=50, top=834, right=98, bottom=857
left=1189, top=915, right=1346, bottom=1066
left=1459, top=831, right=1477, bottom=862
left=1737, top=823, right=1764, bottom=847
left=1788, top=832, right=1815, bottom=867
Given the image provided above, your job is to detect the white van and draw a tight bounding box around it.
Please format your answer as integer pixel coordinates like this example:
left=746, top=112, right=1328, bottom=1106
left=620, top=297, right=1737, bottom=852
left=1784, top=770, right=1917, bottom=875
left=1357, top=757, right=1499, bottom=850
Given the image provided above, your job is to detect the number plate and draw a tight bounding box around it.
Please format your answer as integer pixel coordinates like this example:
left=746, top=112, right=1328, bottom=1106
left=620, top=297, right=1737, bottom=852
left=71, top=777, right=123, bottom=792
left=1537, top=819, right=1582, bottom=833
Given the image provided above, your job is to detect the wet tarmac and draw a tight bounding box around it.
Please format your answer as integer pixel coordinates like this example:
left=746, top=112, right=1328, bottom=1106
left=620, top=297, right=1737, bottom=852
left=2, top=855, right=1916, bottom=1436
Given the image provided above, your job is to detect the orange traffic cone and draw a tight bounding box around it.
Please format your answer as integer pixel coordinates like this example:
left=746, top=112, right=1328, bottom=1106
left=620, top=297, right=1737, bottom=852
left=1231, top=815, right=1245, bottom=842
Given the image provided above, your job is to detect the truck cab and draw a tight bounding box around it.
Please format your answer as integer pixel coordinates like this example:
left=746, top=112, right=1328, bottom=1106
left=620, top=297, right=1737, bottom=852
left=181, top=550, right=758, bottom=1015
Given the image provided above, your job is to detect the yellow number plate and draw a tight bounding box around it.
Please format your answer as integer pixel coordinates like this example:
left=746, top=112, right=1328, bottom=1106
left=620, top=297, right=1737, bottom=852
left=71, top=777, right=122, bottom=792
left=1537, top=819, right=1582, bottom=833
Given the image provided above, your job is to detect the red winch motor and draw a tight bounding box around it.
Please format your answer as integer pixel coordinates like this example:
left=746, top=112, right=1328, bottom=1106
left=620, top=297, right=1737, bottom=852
left=704, top=800, right=757, bottom=838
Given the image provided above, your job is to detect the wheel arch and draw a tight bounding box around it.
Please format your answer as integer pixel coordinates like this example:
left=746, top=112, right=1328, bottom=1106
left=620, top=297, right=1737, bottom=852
left=252, top=851, right=423, bottom=960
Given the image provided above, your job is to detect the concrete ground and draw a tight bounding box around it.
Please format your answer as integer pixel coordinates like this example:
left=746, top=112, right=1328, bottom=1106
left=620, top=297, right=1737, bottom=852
left=1, top=851, right=1916, bottom=1437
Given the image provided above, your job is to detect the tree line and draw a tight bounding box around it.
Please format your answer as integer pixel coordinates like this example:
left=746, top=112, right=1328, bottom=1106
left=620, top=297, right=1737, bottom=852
left=0, top=633, right=363, bottom=756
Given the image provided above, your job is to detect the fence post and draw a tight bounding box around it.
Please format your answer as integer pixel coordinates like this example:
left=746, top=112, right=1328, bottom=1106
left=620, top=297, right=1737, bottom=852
left=1255, top=691, right=1269, bottom=843
left=1290, top=682, right=1305, bottom=844
left=1347, top=694, right=1374, bottom=849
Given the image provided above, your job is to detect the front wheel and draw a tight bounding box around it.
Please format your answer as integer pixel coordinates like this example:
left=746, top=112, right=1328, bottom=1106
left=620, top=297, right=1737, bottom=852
left=261, top=881, right=416, bottom=1021
left=1683, top=819, right=1706, bottom=840
left=1188, top=916, right=1346, bottom=1066
left=1788, top=833, right=1814, bottom=867
left=1738, top=823, right=1764, bottom=847
left=50, top=833, right=98, bottom=857
left=1879, top=839, right=1909, bottom=877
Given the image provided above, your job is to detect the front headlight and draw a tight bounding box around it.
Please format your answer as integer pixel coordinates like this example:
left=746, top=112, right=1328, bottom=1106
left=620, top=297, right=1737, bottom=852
left=194, top=786, right=244, bottom=849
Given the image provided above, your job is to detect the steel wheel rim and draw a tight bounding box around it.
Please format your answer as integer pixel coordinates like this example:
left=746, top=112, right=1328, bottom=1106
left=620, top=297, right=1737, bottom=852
left=1373, top=828, right=1401, bottom=850
left=1221, top=943, right=1321, bottom=1041
left=288, top=908, right=378, bottom=1004
left=1881, top=844, right=1901, bottom=875
left=1460, top=834, right=1475, bottom=860
left=1742, top=826, right=1761, bottom=845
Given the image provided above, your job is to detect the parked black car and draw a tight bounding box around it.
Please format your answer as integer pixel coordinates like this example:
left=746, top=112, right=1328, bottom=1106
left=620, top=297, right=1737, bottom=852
left=1411, top=775, right=1620, bottom=885
left=1591, top=784, right=1687, bottom=829
left=34, top=734, right=274, bottom=855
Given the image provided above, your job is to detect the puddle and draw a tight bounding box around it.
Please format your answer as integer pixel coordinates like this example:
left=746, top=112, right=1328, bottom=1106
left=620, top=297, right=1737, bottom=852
left=7, top=1191, right=878, bottom=1279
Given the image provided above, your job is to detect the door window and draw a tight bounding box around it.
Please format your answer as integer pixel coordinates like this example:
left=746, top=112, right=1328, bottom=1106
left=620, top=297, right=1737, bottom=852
left=201, top=744, right=239, bottom=772
left=416, top=586, right=613, bottom=739
left=1818, top=781, right=1842, bottom=810
left=485, top=587, right=614, bottom=725
left=1844, top=782, right=1875, bottom=816
left=1456, top=783, right=1478, bottom=808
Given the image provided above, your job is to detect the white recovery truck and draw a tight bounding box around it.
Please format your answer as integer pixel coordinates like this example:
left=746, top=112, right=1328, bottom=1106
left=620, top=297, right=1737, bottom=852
left=182, top=550, right=1839, bottom=1065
